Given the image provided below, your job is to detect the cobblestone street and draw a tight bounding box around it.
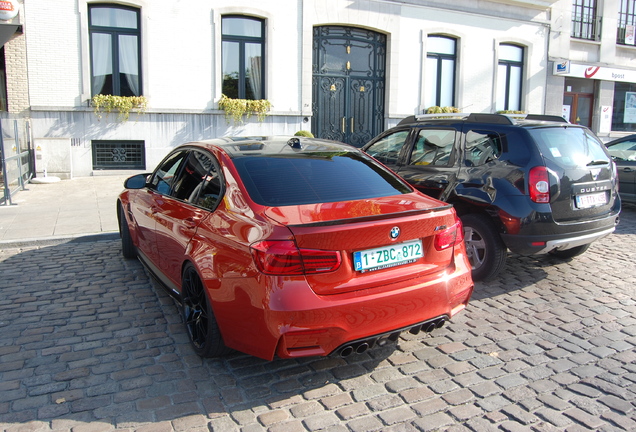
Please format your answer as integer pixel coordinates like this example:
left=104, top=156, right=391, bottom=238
left=1, top=205, right=635, bottom=432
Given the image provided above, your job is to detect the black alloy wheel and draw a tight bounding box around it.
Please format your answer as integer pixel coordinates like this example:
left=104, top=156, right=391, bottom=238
left=181, top=263, right=230, bottom=357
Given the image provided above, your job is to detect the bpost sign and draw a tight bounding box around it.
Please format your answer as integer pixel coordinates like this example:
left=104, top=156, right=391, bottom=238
left=553, top=61, right=636, bottom=83
left=0, top=0, right=17, bottom=21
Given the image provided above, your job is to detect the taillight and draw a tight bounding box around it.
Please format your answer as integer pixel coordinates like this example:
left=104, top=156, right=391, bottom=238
left=434, top=219, right=464, bottom=251
left=250, top=240, right=341, bottom=275
left=529, top=166, right=550, bottom=203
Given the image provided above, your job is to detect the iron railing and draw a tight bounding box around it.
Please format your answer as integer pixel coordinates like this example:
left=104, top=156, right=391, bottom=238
left=1, top=117, right=33, bottom=205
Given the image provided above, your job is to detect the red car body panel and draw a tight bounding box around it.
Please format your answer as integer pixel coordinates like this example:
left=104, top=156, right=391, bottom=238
left=118, top=138, right=474, bottom=360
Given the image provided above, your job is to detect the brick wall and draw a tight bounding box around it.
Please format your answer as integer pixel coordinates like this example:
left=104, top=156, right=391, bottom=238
left=4, top=32, right=28, bottom=114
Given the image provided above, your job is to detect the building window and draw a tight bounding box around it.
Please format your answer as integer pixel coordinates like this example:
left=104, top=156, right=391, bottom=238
left=496, top=44, right=523, bottom=112
left=221, top=16, right=265, bottom=100
left=425, top=36, right=456, bottom=108
left=92, top=140, right=145, bottom=170
left=571, top=0, right=600, bottom=41
left=618, top=0, right=636, bottom=45
left=89, top=5, right=141, bottom=96
left=612, top=82, right=636, bottom=132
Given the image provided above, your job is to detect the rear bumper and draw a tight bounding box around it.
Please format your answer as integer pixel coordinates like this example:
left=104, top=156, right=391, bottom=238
left=502, top=218, right=618, bottom=255
left=271, top=255, right=473, bottom=359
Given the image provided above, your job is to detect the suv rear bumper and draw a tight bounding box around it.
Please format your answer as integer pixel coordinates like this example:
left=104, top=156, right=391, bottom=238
left=502, top=225, right=616, bottom=256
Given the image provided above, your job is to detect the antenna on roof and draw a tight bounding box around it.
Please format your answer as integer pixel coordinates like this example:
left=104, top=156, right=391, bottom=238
left=287, top=137, right=302, bottom=149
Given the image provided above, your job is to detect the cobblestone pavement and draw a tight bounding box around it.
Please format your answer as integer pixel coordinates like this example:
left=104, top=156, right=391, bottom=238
left=1, top=204, right=635, bottom=432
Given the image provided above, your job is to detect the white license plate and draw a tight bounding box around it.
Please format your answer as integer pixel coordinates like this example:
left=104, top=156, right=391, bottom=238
left=353, top=240, right=423, bottom=273
left=575, top=192, right=607, bottom=209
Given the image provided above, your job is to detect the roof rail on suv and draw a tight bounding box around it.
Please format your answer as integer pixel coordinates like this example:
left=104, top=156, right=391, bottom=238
left=401, top=112, right=570, bottom=126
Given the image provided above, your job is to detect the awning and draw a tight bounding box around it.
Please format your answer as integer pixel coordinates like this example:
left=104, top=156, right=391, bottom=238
left=0, top=23, right=20, bottom=47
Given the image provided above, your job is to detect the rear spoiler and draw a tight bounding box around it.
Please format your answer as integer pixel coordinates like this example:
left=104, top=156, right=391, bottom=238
left=288, top=204, right=454, bottom=228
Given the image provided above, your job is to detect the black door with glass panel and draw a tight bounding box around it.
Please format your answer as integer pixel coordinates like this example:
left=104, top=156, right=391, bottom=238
left=312, top=26, right=386, bottom=147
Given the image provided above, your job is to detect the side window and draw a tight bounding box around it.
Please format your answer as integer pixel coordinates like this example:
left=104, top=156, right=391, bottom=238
left=171, top=151, right=223, bottom=210
left=607, top=139, right=636, bottom=162
left=150, top=150, right=188, bottom=195
left=465, top=130, right=502, bottom=166
left=409, top=129, right=456, bottom=166
left=365, top=130, right=410, bottom=165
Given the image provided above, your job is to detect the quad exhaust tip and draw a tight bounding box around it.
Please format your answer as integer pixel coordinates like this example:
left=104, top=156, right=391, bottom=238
left=338, top=317, right=447, bottom=357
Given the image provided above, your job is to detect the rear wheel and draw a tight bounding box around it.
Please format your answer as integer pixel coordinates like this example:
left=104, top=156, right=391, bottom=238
left=461, top=214, right=508, bottom=281
left=119, top=206, right=136, bottom=259
left=548, top=244, right=590, bottom=259
left=181, top=263, right=230, bottom=357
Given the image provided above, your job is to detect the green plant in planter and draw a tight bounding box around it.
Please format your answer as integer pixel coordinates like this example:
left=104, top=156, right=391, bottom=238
left=294, top=130, right=314, bottom=138
left=425, top=106, right=460, bottom=114
left=91, top=94, right=148, bottom=122
left=496, top=110, right=526, bottom=114
left=218, top=94, right=272, bottom=124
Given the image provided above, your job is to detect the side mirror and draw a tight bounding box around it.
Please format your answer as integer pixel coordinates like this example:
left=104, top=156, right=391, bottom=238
left=124, top=173, right=150, bottom=189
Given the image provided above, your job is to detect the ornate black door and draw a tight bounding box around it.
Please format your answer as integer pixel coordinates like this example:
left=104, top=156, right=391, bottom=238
left=312, top=26, right=386, bottom=147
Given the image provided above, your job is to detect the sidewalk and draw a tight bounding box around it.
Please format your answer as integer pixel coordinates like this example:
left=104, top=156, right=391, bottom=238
left=0, top=174, right=135, bottom=247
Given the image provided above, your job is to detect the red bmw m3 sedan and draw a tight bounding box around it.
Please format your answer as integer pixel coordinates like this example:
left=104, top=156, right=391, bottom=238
left=117, top=136, right=473, bottom=360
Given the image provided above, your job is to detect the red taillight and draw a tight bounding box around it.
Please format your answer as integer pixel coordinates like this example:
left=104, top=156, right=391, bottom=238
left=434, top=219, right=464, bottom=251
left=250, top=240, right=341, bottom=275
left=529, top=166, right=550, bottom=203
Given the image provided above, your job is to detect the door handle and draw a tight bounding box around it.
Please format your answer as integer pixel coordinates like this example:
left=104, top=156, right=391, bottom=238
left=624, top=167, right=634, bottom=172
left=350, top=117, right=354, bottom=133
left=341, top=117, right=345, bottom=133
left=183, top=217, right=199, bottom=229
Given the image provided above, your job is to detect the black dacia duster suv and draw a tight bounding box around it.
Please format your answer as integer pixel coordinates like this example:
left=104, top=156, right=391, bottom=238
left=362, top=113, right=621, bottom=281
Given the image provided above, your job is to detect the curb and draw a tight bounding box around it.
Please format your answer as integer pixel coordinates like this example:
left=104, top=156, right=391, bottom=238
left=0, top=232, right=120, bottom=249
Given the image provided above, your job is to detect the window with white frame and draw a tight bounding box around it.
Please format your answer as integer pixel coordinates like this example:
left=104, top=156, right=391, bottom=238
left=221, top=15, right=265, bottom=100
left=89, top=4, right=142, bottom=97
left=425, top=35, right=456, bottom=109
left=496, top=44, right=523, bottom=112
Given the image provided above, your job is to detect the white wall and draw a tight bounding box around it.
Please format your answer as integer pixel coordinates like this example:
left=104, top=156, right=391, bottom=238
left=23, top=0, right=553, bottom=176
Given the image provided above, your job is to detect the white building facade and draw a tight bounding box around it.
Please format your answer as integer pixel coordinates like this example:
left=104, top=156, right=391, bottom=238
left=5, top=0, right=621, bottom=178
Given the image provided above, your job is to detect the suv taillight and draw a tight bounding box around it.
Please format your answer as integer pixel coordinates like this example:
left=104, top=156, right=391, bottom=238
left=250, top=240, right=341, bottom=275
left=434, top=219, right=464, bottom=251
left=529, top=167, right=550, bottom=203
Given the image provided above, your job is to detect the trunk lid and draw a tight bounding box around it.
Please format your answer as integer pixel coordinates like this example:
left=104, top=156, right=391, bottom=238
left=263, top=193, right=460, bottom=295
left=527, top=127, right=619, bottom=223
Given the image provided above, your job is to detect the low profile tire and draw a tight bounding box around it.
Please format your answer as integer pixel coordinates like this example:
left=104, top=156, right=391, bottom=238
left=119, top=207, right=136, bottom=260
left=548, top=244, right=590, bottom=260
left=461, top=214, right=508, bottom=281
left=181, top=263, right=230, bottom=358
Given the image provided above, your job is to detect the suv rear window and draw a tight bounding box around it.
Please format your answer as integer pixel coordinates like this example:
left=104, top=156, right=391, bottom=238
left=528, top=127, right=610, bottom=169
left=233, top=152, right=412, bottom=206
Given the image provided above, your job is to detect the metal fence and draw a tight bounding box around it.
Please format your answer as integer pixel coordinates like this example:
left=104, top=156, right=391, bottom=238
left=0, top=116, right=34, bottom=205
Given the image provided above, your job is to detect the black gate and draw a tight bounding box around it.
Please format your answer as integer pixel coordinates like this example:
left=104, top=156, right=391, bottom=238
left=312, top=26, right=386, bottom=147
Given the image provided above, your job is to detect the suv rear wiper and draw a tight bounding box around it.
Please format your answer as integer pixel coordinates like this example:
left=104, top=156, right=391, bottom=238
left=587, top=159, right=609, bottom=166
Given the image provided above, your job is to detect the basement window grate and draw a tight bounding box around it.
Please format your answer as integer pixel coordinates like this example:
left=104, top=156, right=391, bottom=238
left=92, top=140, right=145, bottom=170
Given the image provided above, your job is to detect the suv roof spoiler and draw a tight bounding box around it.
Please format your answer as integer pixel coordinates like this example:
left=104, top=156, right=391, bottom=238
left=400, top=112, right=570, bottom=126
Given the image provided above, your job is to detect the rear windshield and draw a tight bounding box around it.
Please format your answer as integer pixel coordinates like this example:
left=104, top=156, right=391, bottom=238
left=528, top=127, right=610, bottom=169
left=233, top=151, right=412, bottom=206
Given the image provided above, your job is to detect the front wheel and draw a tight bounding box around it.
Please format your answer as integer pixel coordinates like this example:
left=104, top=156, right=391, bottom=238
left=181, top=264, right=231, bottom=358
left=461, top=214, right=508, bottom=281
left=548, top=244, right=590, bottom=260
